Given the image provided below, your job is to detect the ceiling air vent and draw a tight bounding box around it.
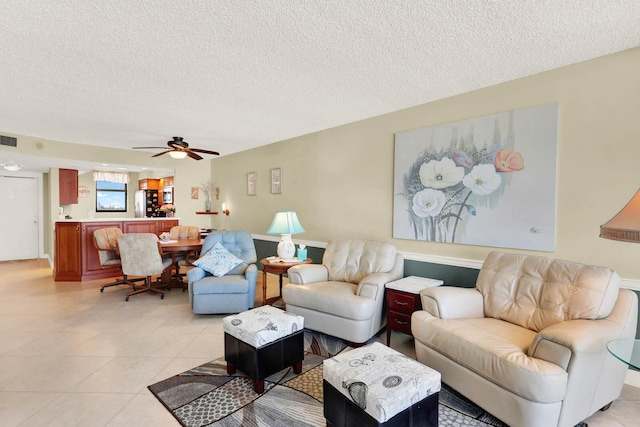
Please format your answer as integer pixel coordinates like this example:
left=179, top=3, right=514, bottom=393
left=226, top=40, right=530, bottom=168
left=0, top=135, right=17, bottom=147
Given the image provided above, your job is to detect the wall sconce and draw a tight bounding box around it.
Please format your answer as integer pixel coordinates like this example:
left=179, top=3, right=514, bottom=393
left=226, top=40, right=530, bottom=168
left=222, top=203, right=230, bottom=216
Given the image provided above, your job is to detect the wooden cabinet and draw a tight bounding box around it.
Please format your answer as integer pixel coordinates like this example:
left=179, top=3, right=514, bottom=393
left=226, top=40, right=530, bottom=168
left=59, top=168, right=78, bottom=205
left=386, top=288, right=420, bottom=342
left=139, top=178, right=160, bottom=190
left=385, top=276, right=443, bottom=346
left=54, top=219, right=180, bottom=281
left=158, top=219, right=179, bottom=233
left=54, top=222, right=82, bottom=280
left=123, top=220, right=158, bottom=234
left=81, top=222, right=123, bottom=279
left=160, top=176, right=174, bottom=187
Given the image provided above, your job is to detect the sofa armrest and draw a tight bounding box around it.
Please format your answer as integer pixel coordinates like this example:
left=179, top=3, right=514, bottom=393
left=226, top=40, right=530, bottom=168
left=245, top=263, right=258, bottom=283
left=530, top=289, right=638, bottom=369
left=419, top=286, right=484, bottom=319
left=530, top=317, right=631, bottom=370
left=187, top=267, right=207, bottom=283
left=287, top=264, right=329, bottom=284
left=357, top=272, right=399, bottom=299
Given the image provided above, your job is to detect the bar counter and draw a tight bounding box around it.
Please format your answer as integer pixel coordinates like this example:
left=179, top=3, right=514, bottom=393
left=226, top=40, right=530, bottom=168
left=54, top=217, right=180, bottom=281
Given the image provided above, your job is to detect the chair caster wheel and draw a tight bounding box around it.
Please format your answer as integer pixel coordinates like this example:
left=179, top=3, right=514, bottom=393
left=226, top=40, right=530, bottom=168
left=100, top=288, right=104, bottom=293
left=125, top=296, right=129, bottom=301
left=160, top=294, right=165, bottom=299
left=182, top=288, right=187, bottom=292
left=132, top=286, right=137, bottom=291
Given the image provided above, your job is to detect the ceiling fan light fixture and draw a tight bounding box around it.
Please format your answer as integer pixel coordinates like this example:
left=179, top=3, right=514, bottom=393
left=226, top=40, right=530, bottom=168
left=169, top=151, right=187, bottom=159
left=4, top=162, right=21, bottom=171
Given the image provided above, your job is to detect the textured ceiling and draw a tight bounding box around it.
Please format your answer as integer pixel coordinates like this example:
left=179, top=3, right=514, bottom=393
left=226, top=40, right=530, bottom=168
left=1, top=0, right=640, bottom=166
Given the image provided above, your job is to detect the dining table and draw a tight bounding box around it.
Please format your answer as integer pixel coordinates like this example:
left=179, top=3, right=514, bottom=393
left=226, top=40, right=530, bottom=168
left=158, top=238, right=204, bottom=289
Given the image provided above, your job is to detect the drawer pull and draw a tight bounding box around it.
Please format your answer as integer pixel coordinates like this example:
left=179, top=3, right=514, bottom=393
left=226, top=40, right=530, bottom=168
left=394, top=300, right=409, bottom=306
left=394, top=319, right=409, bottom=325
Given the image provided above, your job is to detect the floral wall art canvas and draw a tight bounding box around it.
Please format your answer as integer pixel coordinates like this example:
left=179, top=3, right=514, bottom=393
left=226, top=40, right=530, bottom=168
left=393, top=103, right=558, bottom=251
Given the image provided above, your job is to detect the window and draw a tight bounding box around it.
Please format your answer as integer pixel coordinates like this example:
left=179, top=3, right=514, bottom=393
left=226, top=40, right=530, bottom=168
left=96, top=181, right=127, bottom=212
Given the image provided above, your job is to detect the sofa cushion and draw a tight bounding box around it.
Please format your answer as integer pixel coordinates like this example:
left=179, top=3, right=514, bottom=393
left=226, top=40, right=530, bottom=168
left=323, top=238, right=397, bottom=284
left=413, top=314, right=568, bottom=403
left=191, top=274, right=249, bottom=295
left=477, top=251, right=621, bottom=332
left=193, top=242, right=244, bottom=277
left=223, top=306, right=304, bottom=348
left=283, top=281, right=377, bottom=321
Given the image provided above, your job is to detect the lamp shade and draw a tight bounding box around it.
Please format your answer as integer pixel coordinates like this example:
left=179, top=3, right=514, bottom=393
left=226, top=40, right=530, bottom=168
left=267, top=211, right=305, bottom=235
left=600, top=189, right=640, bottom=243
left=169, top=151, right=187, bottom=159
left=267, top=211, right=305, bottom=261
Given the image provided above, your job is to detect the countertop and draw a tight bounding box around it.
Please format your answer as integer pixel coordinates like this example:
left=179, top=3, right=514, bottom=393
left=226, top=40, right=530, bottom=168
left=54, top=217, right=181, bottom=222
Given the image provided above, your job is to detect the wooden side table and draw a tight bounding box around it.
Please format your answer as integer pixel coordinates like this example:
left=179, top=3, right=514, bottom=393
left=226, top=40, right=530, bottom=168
left=385, top=276, right=443, bottom=346
left=260, top=258, right=313, bottom=305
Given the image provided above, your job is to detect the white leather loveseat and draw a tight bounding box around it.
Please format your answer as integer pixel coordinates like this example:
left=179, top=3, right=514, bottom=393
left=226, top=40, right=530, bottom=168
left=282, top=238, right=404, bottom=345
left=412, top=251, right=638, bottom=427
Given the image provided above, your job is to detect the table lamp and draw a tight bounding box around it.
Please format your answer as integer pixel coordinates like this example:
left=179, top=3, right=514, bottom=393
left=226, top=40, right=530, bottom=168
left=267, top=211, right=305, bottom=261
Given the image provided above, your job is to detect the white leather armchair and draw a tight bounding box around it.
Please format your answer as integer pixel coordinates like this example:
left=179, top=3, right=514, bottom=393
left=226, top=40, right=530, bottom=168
left=412, top=251, right=638, bottom=427
left=282, top=238, right=404, bottom=345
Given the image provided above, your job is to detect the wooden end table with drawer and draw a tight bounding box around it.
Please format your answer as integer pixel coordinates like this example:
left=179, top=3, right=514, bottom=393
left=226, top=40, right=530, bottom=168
left=386, top=276, right=443, bottom=346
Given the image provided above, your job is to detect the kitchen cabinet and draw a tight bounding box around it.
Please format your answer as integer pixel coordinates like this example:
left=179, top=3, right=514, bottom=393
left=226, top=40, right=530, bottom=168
left=59, top=168, right=79, bottom=205
left=139, top=178, right=160, bottom=190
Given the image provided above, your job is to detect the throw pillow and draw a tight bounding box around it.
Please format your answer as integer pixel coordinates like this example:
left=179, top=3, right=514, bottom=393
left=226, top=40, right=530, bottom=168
left=193, top=242, right=244, bottom=277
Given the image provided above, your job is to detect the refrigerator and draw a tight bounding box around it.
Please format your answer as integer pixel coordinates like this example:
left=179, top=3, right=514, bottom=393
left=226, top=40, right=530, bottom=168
left=135, top=190, right=159, bottom=218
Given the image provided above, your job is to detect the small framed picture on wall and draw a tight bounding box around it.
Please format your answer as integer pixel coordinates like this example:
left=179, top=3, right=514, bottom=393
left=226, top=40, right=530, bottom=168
left=247, top=172, right=256, bottom=196
left=271, top=167, right=282, bottom=194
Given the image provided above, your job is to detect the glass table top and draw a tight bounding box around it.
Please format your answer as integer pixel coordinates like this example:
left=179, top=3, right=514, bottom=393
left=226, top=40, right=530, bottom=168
left=606, top=338, right=640, bottom=370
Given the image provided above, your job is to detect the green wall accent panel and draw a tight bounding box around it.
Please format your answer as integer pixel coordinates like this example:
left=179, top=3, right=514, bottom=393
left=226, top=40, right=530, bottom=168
left=404, top=259, right=479, bottom=288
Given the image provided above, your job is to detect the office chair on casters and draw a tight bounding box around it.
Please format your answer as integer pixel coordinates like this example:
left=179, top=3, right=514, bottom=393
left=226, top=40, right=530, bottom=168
left=168, top=225, right=201, bottom=290
left=116, top=233, right=173, bottom=301
left=93, top=228, right=144, bottom=293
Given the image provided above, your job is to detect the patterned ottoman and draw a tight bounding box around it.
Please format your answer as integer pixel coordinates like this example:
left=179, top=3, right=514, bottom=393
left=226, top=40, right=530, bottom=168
left=323, top=342, right=440, bottom=427
left=223, top=305, right=304, bottom=393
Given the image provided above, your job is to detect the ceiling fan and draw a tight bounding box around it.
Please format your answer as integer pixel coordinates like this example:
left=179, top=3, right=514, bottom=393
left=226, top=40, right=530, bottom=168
left=133, top=137, right=220, bottom=160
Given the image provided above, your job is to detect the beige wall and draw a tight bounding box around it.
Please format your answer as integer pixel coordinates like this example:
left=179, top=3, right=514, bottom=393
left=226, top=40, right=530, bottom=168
left=2, top=48, right=639, bottom=277
left=211, top=47, right=640, bottom=279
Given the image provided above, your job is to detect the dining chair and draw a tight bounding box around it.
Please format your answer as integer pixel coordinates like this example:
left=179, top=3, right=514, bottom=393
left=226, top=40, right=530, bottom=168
left=168, top=225, right=201, bottom=287
left=93, top=228, right=144, bottom=293
left=116, top=233, right=173, bottom=301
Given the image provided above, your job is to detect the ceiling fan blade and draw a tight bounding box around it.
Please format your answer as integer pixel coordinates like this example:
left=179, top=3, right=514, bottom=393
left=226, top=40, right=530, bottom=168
left=132, top=146, right=169, bottom=149
left=152, top=150, right=173, bottom=157
left=186, top=151, right=203, bottom=160
left=189, top=148, right=220, bottom=156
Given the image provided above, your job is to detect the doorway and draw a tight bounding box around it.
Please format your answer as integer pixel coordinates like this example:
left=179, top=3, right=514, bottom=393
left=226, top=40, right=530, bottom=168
left=0, top=174, right=40, bottom=261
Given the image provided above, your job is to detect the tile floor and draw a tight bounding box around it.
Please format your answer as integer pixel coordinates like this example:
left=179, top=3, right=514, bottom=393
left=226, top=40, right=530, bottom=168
left=0, top=259, right=638, bottom=426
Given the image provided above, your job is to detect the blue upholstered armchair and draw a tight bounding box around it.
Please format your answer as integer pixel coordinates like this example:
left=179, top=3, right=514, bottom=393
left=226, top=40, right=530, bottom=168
left=186, top=230, right=258, bottom=314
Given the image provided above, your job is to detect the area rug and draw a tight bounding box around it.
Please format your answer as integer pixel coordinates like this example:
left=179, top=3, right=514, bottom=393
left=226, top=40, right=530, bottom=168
left=149, top=330, right=523, bottom=426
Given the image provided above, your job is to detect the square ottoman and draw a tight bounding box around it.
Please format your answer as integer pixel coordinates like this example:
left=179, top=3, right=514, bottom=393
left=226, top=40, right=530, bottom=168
left=323, top=342, right=440, bottom=427
left=223, top=305, right=304, bottom=393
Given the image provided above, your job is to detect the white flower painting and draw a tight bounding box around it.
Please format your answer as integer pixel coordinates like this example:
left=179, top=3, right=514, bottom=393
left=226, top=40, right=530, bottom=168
left=393, top=104, right=558, bottom=251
